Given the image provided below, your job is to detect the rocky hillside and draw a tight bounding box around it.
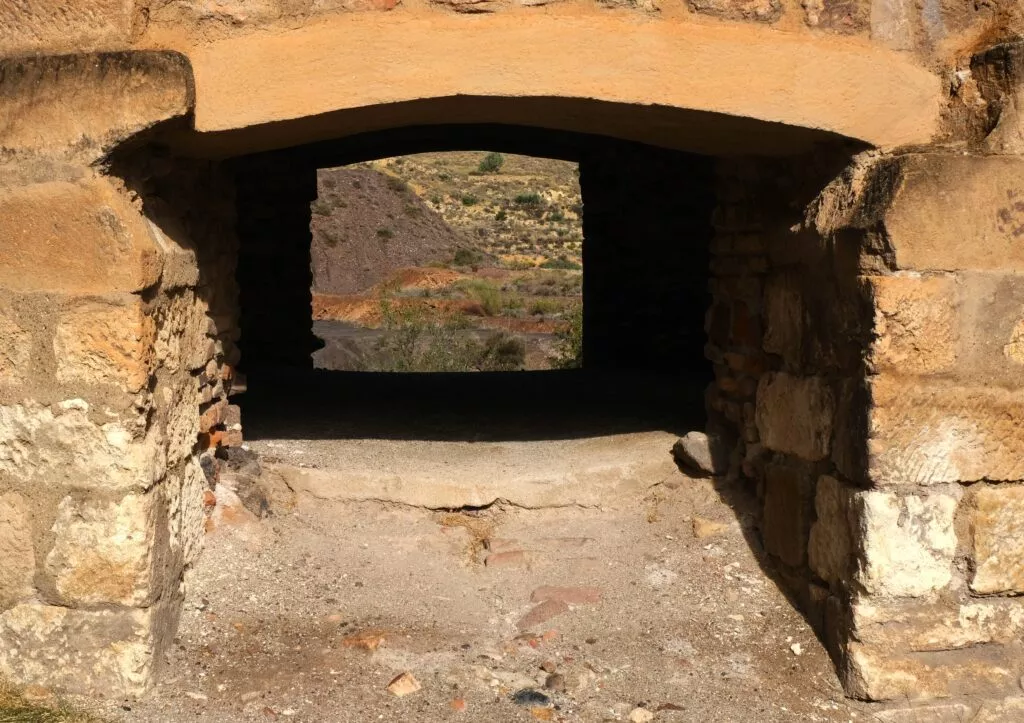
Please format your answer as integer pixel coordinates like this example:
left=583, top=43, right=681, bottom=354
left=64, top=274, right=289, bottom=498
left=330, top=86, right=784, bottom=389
left=311, top=167, right=468, bottom=295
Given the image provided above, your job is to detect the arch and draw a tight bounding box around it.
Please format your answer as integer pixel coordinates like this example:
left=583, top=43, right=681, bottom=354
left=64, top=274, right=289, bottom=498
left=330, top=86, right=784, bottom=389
left=172, top=13, right=942, bottom=157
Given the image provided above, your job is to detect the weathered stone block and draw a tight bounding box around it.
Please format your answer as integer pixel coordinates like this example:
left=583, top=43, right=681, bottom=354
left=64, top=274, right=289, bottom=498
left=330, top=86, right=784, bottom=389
left=851, top=599, right=1024, bottom=652
left=0, top=400, right=165, bottom=492
left=45, top=493, right=164, bottom=607
left=0, top=52, right=193, bottom=159
left=687, top=0, right=782, bottom=22
left=971, top=484, right=1024, bottom=595
left=867, top=376, right=1024, bottom=485
left=864, top=273, right=957, bottom=376
left=843, top=641, right=1019, bottom=701
left=0, top=493, right=36, bottom=611
left=0, top=178, right=163, bottom=295
left=154, top=290, right=212, bottom=374
left=167, top=460, right=205, bottom=568
left=54, top=298, right=157, bottom=394
left=802, top=0, right=867, bottom=33
left=0, top=601, right=178, bottom=697
left=808, top=475, right=852, bottom=586
left=762, top=461, right=815, bottom=567
left=755, top=372, right=834, bottom=461
left=958, top=272, right=1024, bottom=388
left=0, top=2, right=134, bottom=56
left=851, top=489, right=958, bottom=597
left=0, top=301, right=32, bottom=387
left=881, top=155, right=1024, bottom=273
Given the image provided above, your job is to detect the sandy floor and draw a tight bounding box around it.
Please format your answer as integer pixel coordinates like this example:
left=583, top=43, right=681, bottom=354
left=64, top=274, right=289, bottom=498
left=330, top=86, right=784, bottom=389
left=87, top=448, right=881, bottom=723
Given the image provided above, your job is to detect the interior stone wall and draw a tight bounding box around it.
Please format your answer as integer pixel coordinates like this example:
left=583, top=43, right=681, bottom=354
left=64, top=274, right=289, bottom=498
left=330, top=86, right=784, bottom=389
left=707, top=147, right=1024, bottom=708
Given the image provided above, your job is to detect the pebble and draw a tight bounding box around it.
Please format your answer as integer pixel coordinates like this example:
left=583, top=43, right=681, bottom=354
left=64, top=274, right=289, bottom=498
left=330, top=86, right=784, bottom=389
left=511, top=689, right=550, bottom=707
left=790, top=643, right=803, bottom=656
left=629, top=707, right=656, bottom=722
left=540, top=660, right=558, bottom=674
left=544, top=673, right=566, bottom=692
left=386, top=672, right=421, bottom=697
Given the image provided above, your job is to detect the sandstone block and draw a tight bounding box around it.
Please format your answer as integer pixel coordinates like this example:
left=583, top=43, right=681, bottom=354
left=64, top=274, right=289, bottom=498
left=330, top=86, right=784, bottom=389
left=687, top=0, right=782, bottom=22
left=971, top=484, right=1024, bottom=595
left=867, top=376, right=1024, bottom=485
left=958, top=272, right=1024, bottom=388
left=0, top=3, right=134, bottom=56
left=762, top=461, right=815, bottom=567
left=0, top=400, right=165, bottom=492
left=45, top=493, right=164, bottom=607
left=843, top=641, right=1018, bottom=701
left=0, top=52, right=192, bottom=159
left=851, top=599, right=1024, bottom=654
left=0, top=493, right=36, bottom=611
left=54, top=298, right=157, bottom=394
left=851, top=489, right=958, bottom=597
left=0, top=178, right=163, bottom=295
left=0, top=302, right=32, bottom=387
left=0, top=602, right=175, bottom=697
left=802, top=0, right=867, bottom=33
left=864, top=274, right=957, bottom=376
left=880, top=154, right=1024, bottom=273
left=755, top=373, right=834, bottom=461
left=154, top=290, right=213, bottom=374
left=974, top=697, right=1024, bottom=722
left=807, top=475, right=852, bottom=586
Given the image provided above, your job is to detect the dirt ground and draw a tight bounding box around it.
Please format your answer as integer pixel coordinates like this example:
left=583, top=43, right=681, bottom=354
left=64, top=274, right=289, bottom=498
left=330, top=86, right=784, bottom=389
left=81, top=445, right=886, bottom=723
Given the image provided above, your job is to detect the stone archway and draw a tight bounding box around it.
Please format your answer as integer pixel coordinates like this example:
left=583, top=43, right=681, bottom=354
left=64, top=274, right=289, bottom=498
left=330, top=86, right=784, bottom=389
left=1, top=13, right=1024, bottom=717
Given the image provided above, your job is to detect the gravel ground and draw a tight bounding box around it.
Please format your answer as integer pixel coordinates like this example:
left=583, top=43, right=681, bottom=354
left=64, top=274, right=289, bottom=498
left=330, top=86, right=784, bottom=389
left=87, top=455, right=882, bottom=723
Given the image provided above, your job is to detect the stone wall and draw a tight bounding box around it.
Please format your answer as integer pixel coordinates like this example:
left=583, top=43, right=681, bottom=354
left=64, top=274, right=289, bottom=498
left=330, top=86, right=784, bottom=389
left=0, top=52, right=236, bottom=697
left=708, top=146, right=1024, bottom=706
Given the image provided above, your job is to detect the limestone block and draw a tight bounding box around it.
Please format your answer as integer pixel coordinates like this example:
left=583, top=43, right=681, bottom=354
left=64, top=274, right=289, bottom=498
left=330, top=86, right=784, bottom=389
left=971, top=484, right=1024, bottom=595
left=762, top=462, right=814, bottom=567
left=167, top=459, right=206, bottom=567
left=843, top=641, right=1018, bottom=701
left=0, top=52, right=192, bottom=160
left=868, top=376, right=1024, bottom=485
left=0, top=2, right=134, bottom=56
left=45, top=493, right=164, bottom=607
left=54, top=298, right=157, bottom=394
left=0, top=302, right=32, bottom=387
left=808, top=475, right=852, bottom=586
left=0, top=493, right=36, bottom=611
left=864, top=274, right=957, bottom=376
left=851, top=489, right=958, bottom=597
left=974, top=697, right=1024, bottom=723
left=802, top=0, right=868, bottom=33
left=163, top=380, right=201, bottom=467
left=755, top=372, right=835, bottom=461
left=0, top=400, right=165, bottom=493
left=0, top=602, right=176, bottom=697
left=881, top=155, right=1024, bottom=273
left=0, top=178, right=163, bottom=295
left=851, top=599, right=1024, bottom=652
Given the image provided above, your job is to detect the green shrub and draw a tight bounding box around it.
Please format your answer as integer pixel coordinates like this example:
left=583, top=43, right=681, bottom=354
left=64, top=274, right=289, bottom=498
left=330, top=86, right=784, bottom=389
left=528, top=298, right=560, bottom=316
left=386, top=176, right=408, bottom=193
left=540, top=255, right=581, bottom=270
left=461, top=195, right=479, bottom=206
left=477, top=152, right=505, bottom=174
left=514, top=192, right=543, bottom=205
left=376, top=228, right=394, bottom=240
left=550, top=303, right=583, bottom=369
left=457, top=279, right=502, bottom=316
left=477, top=331, right=526, bottom=371
left=452, top=248, right=482, bottom=267
left=495, top=209, right=507, bottom=222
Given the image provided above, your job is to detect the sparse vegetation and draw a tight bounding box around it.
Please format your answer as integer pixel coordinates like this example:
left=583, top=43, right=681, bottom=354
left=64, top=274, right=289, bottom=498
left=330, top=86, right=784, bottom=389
left=376, top=228, right=394, bottom=240
left=386, top=176, right=408, bottom=193
left=540, top=255, right=581, bottom=271
left=477, top=152, right=505, bottom=174
left=0, top=682, right=103, bottom=723
left=514, top=192, right=543, bottom=205
left=461, top=195, right=479, bottom=206
left=550, top=302, right=583, bottom=369
left=311, top=199, right=333, bottom=216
